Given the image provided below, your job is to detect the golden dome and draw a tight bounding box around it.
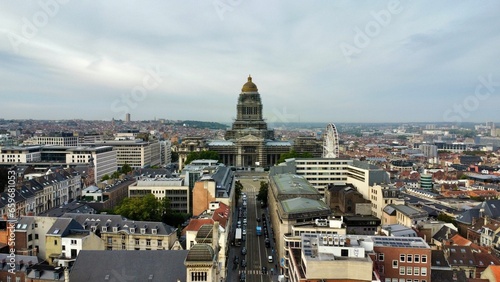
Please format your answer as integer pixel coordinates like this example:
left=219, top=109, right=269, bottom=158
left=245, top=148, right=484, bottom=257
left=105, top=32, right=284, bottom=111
left=242, top=75, right=258, bottom=92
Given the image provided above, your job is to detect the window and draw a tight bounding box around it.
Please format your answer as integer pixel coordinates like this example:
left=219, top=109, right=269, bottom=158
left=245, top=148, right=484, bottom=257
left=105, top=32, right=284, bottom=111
left=407, top=267, right=412, bottom=275
left=62, top=245, right=66, bottom=251
left=400, top=254, right=406, bottom=262
left=135, top=239, right=139, bottom=245
left=421, top=267, right=427, bottom=276
left=421, top=255, right=427, bottom=263
left=379, top=265, right=384, bottom=274
left=393, top=260, right=398, bottom=268
left=191, top=271, right=207, bottom=281
left=378, top=253, right=384, bottom=261
left=107, top=238, right=112, bottom=244
left=400, top=266, right=405, bottom=275
left=54, top=240, right=57, bottom=245
left=407, top=254, right=413, bottom=263
left=71, top=239, right=77, bottom=245
left=146, top=239, right=151, bottom=246
left=413, top=267, right=419, bottom=275
left=35, top=234, right=39, bottom=240
left=414, top=254, right=420, bottom=263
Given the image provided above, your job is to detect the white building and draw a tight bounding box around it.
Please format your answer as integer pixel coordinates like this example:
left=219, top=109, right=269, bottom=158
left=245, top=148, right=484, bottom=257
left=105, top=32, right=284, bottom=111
left=65, top=146, right=117, bottom=182
left=95, top=139, right=161, bottom=169
left=159, top=140, right=172, bottom=166
left=26, top=136, right=79, bottom=146
left=277, top=158, right=390, bottom=199
left=0, top=145, right=42, bottom=163
left=129, top=177, right=189, bottom=213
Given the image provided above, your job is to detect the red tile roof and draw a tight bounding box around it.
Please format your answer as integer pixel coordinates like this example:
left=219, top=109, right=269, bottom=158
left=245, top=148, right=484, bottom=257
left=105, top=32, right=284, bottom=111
left=448, top=234, right=472, bottom=246
left=182, top=218, right=213, bottom=235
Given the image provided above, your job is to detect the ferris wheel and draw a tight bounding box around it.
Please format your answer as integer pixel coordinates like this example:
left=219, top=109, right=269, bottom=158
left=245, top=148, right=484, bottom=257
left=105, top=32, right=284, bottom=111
left=322, top=123, right=339, bottom=158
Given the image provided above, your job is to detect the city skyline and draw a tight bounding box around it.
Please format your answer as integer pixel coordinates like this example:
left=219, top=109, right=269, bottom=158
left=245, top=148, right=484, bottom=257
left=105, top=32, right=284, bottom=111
left=1, top=1, right=500, bottom=123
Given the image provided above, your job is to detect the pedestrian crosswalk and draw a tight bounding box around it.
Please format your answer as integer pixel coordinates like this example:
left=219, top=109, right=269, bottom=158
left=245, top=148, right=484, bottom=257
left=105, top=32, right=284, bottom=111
left=238, top=269, right=276, bottom=275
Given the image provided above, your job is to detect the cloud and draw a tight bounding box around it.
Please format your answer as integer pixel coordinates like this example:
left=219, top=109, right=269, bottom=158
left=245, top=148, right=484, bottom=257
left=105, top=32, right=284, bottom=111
left=0, top=1, right=499, bottom=123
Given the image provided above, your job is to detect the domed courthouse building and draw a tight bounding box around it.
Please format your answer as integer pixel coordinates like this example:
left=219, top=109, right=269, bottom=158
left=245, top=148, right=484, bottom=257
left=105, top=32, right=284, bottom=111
left=178, top=76, right=296, bottom=169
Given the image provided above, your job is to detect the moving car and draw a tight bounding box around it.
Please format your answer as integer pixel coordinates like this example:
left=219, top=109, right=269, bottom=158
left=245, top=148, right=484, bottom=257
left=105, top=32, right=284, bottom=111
left=268, top=255, right=273, bottom=263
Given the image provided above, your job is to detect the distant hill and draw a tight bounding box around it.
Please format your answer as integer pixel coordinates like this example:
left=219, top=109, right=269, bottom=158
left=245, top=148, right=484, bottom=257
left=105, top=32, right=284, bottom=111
left=175, top=120, right=228, bottom=129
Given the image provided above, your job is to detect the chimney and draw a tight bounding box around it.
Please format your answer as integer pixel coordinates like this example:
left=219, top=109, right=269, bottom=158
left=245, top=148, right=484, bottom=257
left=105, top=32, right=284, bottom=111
left=64, top=267, right=70, bottom=282
left=213, top=221, right=219, bottom=251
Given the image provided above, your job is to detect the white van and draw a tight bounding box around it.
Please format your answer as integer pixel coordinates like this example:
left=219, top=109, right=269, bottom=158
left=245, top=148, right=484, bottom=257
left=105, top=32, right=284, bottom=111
left=268, top=256, right=273, bottom=263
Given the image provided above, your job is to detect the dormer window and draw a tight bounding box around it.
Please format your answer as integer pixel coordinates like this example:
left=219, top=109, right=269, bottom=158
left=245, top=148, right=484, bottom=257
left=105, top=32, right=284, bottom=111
left=140, top=228, right=146, bottom=234
left=130, top=228, right=135, bottom=234
left=102, top=226, right=107, bottom=232
left=112, top=227, right=118, bottom=232
left=152, top=228, right=157, bottom=235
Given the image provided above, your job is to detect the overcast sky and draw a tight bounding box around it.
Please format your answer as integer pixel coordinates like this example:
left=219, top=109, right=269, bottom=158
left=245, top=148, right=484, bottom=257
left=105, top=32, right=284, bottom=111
left=1, top=1, right=499, bottom=124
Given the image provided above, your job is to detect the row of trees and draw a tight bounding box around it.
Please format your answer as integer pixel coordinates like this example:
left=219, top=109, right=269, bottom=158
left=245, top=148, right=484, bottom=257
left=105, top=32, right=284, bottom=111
left=112, top=193, right=190, bottom=229
left=185, top=151, right=220, bottom=165
left=277, top=150, right=313, bottom=164
left=101, top=163, right=132, bottom=181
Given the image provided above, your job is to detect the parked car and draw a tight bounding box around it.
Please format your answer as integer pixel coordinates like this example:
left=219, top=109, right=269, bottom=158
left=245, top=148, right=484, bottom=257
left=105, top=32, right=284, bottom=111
left=241, top=247, right=247, bottom=255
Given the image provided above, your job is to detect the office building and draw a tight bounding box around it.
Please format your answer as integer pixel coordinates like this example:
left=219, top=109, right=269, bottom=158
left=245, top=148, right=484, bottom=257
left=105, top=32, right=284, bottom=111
left=129, top=177, right=189, bottom=213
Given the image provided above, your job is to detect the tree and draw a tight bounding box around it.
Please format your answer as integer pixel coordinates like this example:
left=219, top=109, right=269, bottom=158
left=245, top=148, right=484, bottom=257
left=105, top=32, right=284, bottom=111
left=121, top=163, right=132, bottom=174
left=114, top=194, right=170, bottom=222
left=101, top=174, right=110, bottom=181
left=436, top=213, right=455, bottom=224
left=185, top=151, right=220, bottom=165
left=277, top=150, right=313, bottom=164
left=171, top=151, right=179, bottom=163
left=256, top=181, right=269, bottom=207
left=234, top=180, right=243, bottom=203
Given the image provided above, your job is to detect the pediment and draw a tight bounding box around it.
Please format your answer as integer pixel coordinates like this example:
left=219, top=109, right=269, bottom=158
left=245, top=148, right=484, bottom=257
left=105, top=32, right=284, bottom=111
left=237, top=134, right=264, bottom=142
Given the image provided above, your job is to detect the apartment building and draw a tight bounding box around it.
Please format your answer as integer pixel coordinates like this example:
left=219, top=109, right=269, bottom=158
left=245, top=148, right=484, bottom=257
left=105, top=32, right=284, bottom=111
left=287, top=233, right=373, bottom=282
left=63, top=213, right=179, bottom=251
left=191, top=165, right=235, bottom=216
left=45, top=218, right=104, bottom=266
left=267, top=173, right=331, bottom=264
left=370, top=184, right=405, bottom=219
left=14, top=216, right=59, bottom=259
left=373, top=236, right=432, bottom=282
left=0, top=169, right=82, bottom=217
left=382, top=204, right=429, bottom=228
